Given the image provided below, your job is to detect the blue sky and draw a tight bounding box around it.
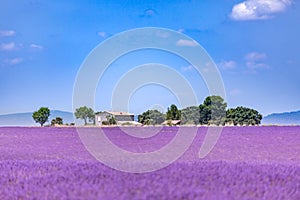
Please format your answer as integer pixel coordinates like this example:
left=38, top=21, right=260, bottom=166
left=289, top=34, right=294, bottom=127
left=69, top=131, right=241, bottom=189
left=0, top=0, right=299, bottom=116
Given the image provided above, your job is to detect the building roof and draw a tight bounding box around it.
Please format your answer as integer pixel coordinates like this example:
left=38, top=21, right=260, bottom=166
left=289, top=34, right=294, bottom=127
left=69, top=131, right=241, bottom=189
left=162, top=120, right=181, bottom=125
left=106, top=111, right=134, bottom=116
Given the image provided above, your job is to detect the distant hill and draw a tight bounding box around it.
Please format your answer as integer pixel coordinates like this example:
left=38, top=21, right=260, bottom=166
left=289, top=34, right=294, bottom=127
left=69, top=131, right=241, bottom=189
left=262, top=111, right=300, bottom=125
left=0, top=110, right=74, bottom=126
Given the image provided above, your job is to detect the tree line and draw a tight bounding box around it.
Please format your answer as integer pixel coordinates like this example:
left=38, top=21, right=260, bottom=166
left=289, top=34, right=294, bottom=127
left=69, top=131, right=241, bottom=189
left=32, top=95, right=262, bottom=126
left=32, top=107, right=77, bottom=127
left=138, top=95, right=262, bottom=126
left=32, top=106, right=95, bottom=126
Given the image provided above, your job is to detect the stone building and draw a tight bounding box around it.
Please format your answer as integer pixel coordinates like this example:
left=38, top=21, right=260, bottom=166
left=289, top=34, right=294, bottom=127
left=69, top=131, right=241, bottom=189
left=95, top=111, right=135, bottom=126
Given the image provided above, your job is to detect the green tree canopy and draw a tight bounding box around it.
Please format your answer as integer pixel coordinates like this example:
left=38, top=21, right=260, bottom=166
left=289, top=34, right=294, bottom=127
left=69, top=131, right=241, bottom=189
left=32, top=107, right=50, bottom=126
left=74, top=106, right=95, bottom=125
left=180, top=106, right=200, bottom=125
left=199, top=95, right=227, bottom=125
left=166, top=104, right=181, bottom=120
left=226, top=106, right=262, bottom=126
left=106, top=115, right=117, bottom=125
left=138, top=109, right=165, bottom=125
left=51, top=117, right=63, bottom=126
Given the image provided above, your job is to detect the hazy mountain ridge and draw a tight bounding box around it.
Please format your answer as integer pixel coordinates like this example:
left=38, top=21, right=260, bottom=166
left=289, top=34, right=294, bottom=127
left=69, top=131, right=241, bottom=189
left=262, top=111, right=300, bottom=125
left=0, top=110, right=74, bottom=126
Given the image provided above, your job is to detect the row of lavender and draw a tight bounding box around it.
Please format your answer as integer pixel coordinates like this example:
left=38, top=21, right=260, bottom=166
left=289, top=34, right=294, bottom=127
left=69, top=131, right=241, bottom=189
left=1, top=160, right=299, bottom=199
left=0, top=126, right=300, bottom=199
left=1, top=126, right=299, bottom=164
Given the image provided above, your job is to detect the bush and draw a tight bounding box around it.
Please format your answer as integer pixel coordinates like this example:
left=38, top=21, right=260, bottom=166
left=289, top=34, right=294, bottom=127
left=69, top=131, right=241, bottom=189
left=121, top=122, right=133, bottom=126
left=51, top=117, right=63, bottom=126
left=102, top=121, right=110, bottom=125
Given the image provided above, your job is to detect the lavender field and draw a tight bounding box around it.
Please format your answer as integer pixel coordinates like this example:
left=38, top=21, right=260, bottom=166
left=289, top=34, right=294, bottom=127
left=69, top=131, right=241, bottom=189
left=0, top=126, right=300, bottom=199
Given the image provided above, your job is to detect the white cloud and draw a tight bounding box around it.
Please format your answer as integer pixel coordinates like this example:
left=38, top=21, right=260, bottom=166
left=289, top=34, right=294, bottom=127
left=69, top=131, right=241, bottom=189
left=144, top=9, right=155, bottom=16
left=176, top=39, right=198, bottom=47
left=245, top=52, right=266, bottom=61
left=230, top=0, right=293, bottom=20
left=97, top=31, right=107, bottom=37
left=30, top=44, right=43, bottom=50
left=0, top=30, right=16, bottom=37
left=246, top=62, right=268, bottom=69
left=0, top=42, right=16, bottom=51
left=181, top=63, right=214, bottom=73
left=155, top=30, right=170, bottom=38
left=205, top=62, right=214, bottom=67
left=219, top=60, right=237, bottom=70
left=4, top=57, right=23, bottom=65
left=140, top=8, right=157, bottom=18
left=202, top=67, right=210, bottom=73
left=177, top=28, right=185, bottom=33
left=181, top=65, right=195, bottom=72
left=245, top=52, right=268, bottom=69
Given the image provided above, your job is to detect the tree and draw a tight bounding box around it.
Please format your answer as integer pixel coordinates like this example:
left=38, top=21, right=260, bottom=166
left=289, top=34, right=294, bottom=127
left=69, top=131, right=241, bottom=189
left=32, top=107, right=50, bottom=126
left=55, top=117, right=63, bottom=125
left=106, top=115, right=117, bottom=125
left=199, top=104, right=210, bottom=125
left=74, top=106, right=95, bottom=125
left=199, top=96, right=227, bottom=125
left=181, top=106, right=200, bottom=125
left=226, top=106, right=262, bottom=126
left=138, top=110, right=165, bottom=125
left=51, top=117, right=63, bottom=126
left=138, top=110, right=151, bottom=125
left=166, top=104, right=181, bottom=120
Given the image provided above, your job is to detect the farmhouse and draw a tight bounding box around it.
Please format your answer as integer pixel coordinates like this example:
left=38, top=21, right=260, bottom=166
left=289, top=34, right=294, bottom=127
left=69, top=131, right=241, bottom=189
left=95, top=111, right=138, bottom=126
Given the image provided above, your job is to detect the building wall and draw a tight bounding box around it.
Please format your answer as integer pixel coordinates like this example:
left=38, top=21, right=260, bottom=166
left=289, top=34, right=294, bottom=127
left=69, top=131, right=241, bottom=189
left=114, top=115, right=134, bottom=122
left=95, top=112, right=134, bottom=126
left=95, top=112, right=111, bottom=126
